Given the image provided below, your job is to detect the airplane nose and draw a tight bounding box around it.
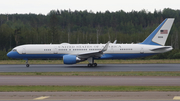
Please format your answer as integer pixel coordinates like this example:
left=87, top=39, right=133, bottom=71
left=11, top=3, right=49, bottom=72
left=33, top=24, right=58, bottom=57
left=7, top=51, right=12, bottom=58
left=7, top=51, right=21, bottom=58
left=7, top=51, right=17, bottom=58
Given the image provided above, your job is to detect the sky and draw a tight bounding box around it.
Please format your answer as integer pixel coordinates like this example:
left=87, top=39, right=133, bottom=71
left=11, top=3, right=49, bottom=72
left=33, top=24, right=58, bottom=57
left=0, top=0, right=180, bottom=15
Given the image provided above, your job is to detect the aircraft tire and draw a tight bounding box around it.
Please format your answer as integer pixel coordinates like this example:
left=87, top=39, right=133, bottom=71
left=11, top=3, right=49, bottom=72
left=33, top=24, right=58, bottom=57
left=94, top=63, right=97, bottom=67
left=88, top=63, right=97, bottom=67
left=26, top=64, right=30, bottom=67
left=92, top=63, right=97, bottom=67
left=88, top=63, right=91, bottom=67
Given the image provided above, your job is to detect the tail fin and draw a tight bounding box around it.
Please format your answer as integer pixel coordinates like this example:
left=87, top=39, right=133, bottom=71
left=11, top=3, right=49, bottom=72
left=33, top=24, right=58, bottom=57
left=141, top=18, right=175, bottom=46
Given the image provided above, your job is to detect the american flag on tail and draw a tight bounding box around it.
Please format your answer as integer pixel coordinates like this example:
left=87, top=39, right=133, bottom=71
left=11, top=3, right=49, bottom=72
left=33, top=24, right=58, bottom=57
left=160, top=30, right=168, bottom=34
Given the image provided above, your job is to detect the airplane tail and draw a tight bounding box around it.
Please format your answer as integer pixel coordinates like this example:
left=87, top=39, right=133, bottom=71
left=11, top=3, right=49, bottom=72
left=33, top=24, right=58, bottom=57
left=141, top=18, right=175, bottom=46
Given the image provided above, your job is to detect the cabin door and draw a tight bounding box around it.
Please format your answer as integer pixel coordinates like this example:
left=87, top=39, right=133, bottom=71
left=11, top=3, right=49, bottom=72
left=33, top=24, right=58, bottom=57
left=140, top=47, right=144, bottom=54
left=54, top=46, right=58, bottom=54
left=22, top=47, right=26, bottom=54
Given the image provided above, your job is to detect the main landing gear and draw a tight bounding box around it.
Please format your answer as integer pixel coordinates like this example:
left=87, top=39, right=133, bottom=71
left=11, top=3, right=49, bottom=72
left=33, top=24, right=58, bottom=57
left=88, top=63, right=97, bottom=67
left=26, top=60, right=30, bottom=67
left=87, top=57, right=97, bottom=67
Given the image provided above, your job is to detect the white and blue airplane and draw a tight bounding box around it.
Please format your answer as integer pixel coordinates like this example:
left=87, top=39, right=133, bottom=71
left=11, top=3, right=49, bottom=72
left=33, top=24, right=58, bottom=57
left=7, top=18, right=174, bottom=67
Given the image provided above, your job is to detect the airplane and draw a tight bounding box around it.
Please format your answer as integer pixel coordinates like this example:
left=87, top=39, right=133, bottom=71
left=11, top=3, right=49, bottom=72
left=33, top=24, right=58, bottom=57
left=7, top=18, right=174, bottom=67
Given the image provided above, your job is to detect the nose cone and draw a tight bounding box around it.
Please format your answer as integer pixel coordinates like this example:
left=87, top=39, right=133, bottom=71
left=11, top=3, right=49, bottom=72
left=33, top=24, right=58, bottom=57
left=7, top=51, right=18, bottom=58
left=7, top=51, right=13, bottom=58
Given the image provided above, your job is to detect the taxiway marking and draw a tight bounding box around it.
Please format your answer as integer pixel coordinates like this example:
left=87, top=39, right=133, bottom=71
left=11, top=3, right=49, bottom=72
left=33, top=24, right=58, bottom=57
left=173, top=96, right=180, bottom=100
left=33, top=96, right=50, bottom=100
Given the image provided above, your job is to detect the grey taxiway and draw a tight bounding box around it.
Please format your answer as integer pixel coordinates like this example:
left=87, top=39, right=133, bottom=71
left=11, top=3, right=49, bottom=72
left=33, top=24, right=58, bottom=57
left=0, top=64, right=180, bottom=72
left=0, top=64, right=180, bottom=86
left=0, top=92, right=180, bottom=101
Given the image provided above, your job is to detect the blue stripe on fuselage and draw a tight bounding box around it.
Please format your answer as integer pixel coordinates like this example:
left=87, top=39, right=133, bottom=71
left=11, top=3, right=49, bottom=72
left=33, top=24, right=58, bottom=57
left=7, top=51, right=156, bottom=60
left=7, top=51, right=65, bottom=59
left=100, top=53, right=156, bottom=59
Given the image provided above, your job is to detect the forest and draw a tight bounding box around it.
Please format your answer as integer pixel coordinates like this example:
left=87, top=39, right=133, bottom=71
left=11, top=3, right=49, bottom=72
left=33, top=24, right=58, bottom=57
left=0, top=8, right=180, bottom=60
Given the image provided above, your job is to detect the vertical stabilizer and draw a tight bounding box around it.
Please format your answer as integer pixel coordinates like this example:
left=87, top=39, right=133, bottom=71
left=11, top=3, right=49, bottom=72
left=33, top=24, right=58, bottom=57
left=141, top=18, right=174, bottom=46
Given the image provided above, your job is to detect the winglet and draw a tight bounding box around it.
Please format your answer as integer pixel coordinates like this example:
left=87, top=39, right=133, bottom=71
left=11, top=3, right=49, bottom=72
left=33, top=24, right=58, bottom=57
left=101, top=41, right=110, bottom=52
left=113, top=40, right=117, bottom=44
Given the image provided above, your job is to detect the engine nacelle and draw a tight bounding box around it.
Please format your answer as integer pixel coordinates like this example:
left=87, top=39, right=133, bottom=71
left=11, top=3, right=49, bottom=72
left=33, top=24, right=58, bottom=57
left=63, top=55, right=81, bottom=64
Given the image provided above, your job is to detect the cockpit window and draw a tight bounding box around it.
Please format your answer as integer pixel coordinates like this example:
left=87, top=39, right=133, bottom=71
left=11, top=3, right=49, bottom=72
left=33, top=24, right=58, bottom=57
left=12, top=49, right=17, bottom=52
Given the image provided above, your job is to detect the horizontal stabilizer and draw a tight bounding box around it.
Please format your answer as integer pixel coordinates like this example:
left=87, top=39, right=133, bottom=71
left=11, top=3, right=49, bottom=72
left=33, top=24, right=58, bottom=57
left=150, top=46, right=172, bottom=51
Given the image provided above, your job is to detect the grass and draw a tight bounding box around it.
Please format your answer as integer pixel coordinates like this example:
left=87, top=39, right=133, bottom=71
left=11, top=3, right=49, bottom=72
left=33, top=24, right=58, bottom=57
left=0, top=86, right=179, bottom=92
left=0, top=71, right=180, bottom=76
left=1, top=59, right=180, bottom=64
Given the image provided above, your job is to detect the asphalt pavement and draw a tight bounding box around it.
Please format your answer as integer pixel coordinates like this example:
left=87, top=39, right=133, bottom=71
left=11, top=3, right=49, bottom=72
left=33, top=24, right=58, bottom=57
left=0, top=64, right=180, bottom=72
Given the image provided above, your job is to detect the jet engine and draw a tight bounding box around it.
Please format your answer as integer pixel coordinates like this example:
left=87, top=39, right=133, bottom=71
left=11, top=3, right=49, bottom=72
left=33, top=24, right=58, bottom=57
left=63, top=55, right=81, bottom=64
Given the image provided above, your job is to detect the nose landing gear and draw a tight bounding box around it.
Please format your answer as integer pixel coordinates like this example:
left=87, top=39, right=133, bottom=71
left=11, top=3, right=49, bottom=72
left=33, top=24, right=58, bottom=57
left=26, top=60, right=30, bottom=67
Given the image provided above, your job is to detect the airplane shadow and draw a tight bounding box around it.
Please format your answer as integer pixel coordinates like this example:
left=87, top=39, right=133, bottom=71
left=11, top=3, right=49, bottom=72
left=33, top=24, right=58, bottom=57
left=65, top=66, right=105, bottom=68
left=15, top=64, right=106, bottom=69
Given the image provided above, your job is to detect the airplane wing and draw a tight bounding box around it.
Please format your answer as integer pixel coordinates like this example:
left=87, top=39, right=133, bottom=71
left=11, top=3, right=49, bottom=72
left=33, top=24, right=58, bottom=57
left=75, top=41, right=110, bottom=59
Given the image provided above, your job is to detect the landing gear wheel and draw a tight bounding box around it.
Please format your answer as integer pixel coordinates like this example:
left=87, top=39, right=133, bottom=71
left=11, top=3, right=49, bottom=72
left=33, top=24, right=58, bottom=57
left=94, top=63, right=97, bottom=67
left=26, top=64, right=30, bottom=67
left=88, top=63, right=92, bottom=67
left=92, top=63, right=97, bottom=67
left=87, top=63, right=97, bottom=67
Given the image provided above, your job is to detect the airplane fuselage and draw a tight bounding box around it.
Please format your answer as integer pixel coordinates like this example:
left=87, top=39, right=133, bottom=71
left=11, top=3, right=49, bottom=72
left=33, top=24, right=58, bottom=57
left=8, top=43, right=172, bottom=60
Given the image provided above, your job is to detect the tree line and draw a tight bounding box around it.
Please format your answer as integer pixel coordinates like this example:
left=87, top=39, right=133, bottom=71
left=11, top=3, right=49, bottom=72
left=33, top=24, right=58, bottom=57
left=0, top=8, right=180, bottom=60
